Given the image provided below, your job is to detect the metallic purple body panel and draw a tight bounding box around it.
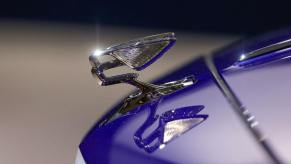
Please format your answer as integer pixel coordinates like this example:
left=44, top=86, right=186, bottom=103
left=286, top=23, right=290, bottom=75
left=78, top=29, right=291, bottom=163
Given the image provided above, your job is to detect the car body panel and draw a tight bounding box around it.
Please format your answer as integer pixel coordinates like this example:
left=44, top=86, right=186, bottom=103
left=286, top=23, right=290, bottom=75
left=78, top=29, right=291, bottom=163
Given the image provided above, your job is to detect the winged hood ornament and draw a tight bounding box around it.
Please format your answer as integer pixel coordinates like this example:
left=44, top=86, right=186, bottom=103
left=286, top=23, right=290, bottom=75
left=89, top=33, right=196, bottom=125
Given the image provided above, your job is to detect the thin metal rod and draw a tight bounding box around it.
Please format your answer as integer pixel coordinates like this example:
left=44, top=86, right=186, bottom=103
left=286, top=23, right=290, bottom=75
left=204, top=55, right=282, bottom=164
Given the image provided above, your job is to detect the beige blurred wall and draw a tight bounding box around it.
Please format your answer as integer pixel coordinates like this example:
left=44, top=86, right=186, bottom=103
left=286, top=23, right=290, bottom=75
left=0, top=20, right=237, bottom=164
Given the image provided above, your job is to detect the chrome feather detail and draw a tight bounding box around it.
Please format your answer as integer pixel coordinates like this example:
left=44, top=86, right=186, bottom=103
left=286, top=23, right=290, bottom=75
left=89, top=33, right=196, bottom=126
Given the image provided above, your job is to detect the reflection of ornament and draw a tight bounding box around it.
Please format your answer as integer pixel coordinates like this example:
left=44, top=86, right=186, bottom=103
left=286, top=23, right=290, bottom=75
left=134, top=100, right=208, bottom=153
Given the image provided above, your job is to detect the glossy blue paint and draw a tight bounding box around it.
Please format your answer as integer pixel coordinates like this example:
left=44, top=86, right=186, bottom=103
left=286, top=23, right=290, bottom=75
left=78, top=29, right=291, bottom=163
left=79, top=65, right=212, bottom=163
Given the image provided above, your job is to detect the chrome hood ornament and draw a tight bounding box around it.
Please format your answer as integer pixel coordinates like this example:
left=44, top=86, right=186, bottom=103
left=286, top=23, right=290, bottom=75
left=89, top=33, right=196, bottom=125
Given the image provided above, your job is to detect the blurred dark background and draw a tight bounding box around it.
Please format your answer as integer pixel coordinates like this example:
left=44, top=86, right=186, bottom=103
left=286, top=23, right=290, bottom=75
left=1, top=0, right=291, bottom=35
left=1, top=1, right=291, bottom=164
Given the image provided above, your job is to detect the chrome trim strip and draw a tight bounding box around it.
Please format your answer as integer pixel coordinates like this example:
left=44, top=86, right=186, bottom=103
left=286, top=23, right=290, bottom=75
left=240, top=39, right=291, bottom=61
left=205, top=55, right=282, bottom=164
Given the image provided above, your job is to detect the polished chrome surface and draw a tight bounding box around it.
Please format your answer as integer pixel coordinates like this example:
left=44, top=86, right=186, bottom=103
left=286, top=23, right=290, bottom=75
left=98, top=76, right=196, bottom=126
left=239, top=39, right=291, bottom=61
left=89, top=32, right=176, bottom=86
left=92, top=32, right=176, bottom=70
left=89, top=33, right=196, bottom=126
left=110, top=34, right=175, bottom=69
